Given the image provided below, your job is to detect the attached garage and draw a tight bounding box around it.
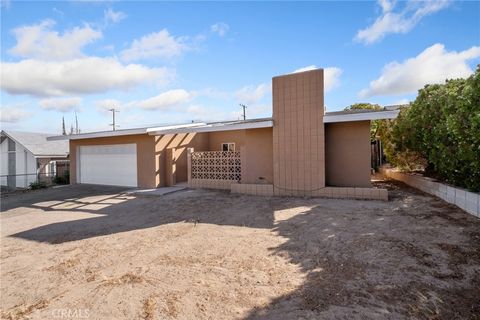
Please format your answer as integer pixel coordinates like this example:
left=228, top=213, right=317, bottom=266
left=77, top=144, right=138, bottom=187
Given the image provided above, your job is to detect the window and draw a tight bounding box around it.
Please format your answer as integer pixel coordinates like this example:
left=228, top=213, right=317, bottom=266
left=222, top=143, right=235, bottom=151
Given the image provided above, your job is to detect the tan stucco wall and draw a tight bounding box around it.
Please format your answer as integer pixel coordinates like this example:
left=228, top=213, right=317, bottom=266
left=208, top=128, right=273, bottom=184
left=70, top=133, right=210, bottom=188
left=70, top=135, right=157, bottom=188
left=272, top=69, right=325, bottom=196
left=69, top=129, right=271, bottom=188
left=154, top=132, right=209, bottom=186
left=325, top=121, right=371, bottom=188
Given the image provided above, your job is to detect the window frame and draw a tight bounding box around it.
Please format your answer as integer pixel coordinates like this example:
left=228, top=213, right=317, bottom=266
left=221, top=142, right=235, bottom=151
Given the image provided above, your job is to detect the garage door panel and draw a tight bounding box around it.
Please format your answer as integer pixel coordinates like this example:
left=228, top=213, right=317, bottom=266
left=78, top=144, right=137, bottom=187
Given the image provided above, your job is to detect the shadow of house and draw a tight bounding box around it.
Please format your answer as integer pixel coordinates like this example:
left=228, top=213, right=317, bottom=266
left=9, top=188, right=276, bottom=244
left=6, top=183, right=480, bottom=318
left=243, top=186, right=480, bottom=319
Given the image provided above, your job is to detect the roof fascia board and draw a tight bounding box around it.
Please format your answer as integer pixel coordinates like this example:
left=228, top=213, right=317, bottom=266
left=323, top=110, right=399, bottom=123
left=145, top=122, right=207, bottom=133
left=47, top=128, right=148, bottom=141
left=148, top=120, right=274, bottom=135
left=35, top=155, right=69, bottom=158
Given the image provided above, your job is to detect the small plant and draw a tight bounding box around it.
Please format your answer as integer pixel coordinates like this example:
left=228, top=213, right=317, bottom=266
left=52, top=175, right=67, bottom=184
left=52, top=170, right=70, bottom=185
left=29, top=181, right=48, bottom=190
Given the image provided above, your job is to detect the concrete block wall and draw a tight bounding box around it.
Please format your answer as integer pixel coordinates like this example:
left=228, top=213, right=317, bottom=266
left=230, top=183, right=388, bottom=200
left=231, top=184, right=274, bottom=196
left=272, top=69, right=325, bottom=197
left=189, top=179, right=237, bottom=190
left=380, top=167, right=480, bottom=218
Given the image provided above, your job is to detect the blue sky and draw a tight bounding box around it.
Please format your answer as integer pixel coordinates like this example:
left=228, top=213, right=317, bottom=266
left=1, top=0, right=479, bottom=134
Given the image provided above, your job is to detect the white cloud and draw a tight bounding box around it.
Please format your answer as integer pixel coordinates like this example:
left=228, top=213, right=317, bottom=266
left=104, top=8, right=126, bottom=25
left=393, top=98, right=411, bottom=105
left=355, top=0, right=451, bottom=44
left=0, top=106, right=30, bottom=123
left=378, top=0, right=395, bottom=12
left=120, top=29, right=189, bottom=61
left=324, top=67, right=343, bottom=92
left=292, top=66, right=343, bottom=92
left=293, top=65, right=318, bottom=73
left=359, top=43, right=480, bottom=97
left=137, top=89, right=193, bottom=110
left=9, top=19, right=102, bottom=60
left=1, top=57, right=172, bottom=97
left=95, top=99, right=124, bottom=113
left=39, top=97, right=81, bottom=112
left=235, top=83, right=270, bottom=104
left=211, top=23, right=229, bottom=36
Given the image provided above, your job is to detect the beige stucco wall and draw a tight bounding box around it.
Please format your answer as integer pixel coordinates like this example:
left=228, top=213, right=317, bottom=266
left=70, top=133, right=210, bottom=188
left=272, top=69, right=325, bottom=196
left=325, top=121, right=371, bottom=188
left=69, top=128, right=272, bottom=188
left=154, top=132, right=209, bottom=186
left=70, top=135, right=157, bottom=188
left=208, top=128, right=273, bottom=184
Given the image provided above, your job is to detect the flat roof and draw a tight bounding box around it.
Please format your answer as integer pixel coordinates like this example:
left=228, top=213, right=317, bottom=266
left=47, top=119, right=273, bottom=140
left=147, top=118, right=273, bottom=135
left=47, top=109, right=399, bottom=141
left=323, top=109, right=399, bottom=123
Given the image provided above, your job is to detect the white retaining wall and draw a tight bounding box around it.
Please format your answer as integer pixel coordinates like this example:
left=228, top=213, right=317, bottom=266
left=380, top=167, right=480, bottom=218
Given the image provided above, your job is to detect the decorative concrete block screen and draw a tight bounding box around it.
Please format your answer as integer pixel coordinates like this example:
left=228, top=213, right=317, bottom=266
left=188, top=150, right=241, bottom=190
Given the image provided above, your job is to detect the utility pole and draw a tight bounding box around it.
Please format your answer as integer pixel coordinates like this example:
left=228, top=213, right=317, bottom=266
left=62, top=116, right=66, bottom=135
left=75, top=111, right=79, bottom=134
left=109, top=108, right=119, bottom=131
left=239, top=104, right=247, bottom=120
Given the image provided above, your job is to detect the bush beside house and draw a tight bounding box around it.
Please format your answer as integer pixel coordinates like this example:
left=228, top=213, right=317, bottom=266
left=378, top=67, right=480, bottom=192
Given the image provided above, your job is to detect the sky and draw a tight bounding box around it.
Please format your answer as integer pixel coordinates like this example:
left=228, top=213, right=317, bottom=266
left=1, top=0, right=479, bottom=134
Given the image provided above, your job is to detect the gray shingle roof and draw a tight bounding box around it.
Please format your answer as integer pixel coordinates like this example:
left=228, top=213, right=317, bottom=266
left=1, top=130, right=69, bottom=157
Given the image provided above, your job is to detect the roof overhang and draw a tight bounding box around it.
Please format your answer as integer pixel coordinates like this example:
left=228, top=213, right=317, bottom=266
left=47, top=127, right=148, bottom=141
left=147, top=119, right=273, bottom=135
left=35, top=155, right=69, bottom=159
left=323, top=110, right=399, bottom=123
left=47, top=123, right=207, bottom=141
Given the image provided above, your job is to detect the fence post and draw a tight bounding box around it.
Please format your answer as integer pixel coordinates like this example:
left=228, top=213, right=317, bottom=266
left=187, top=148, right=194, bottom=186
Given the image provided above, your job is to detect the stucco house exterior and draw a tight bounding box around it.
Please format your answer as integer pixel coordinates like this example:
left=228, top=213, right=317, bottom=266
left=48, top=69, right=398, bottom=199
left=1, top=130, right=69, bottom=188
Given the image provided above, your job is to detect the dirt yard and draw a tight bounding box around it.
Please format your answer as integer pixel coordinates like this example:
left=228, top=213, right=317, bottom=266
left=1, top=180, right=479, bottom=320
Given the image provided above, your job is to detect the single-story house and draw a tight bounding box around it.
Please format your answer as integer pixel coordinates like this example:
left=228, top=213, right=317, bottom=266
left=1, top=130, right=70, bottom=188
left=48, top=69, right=398, bottom=199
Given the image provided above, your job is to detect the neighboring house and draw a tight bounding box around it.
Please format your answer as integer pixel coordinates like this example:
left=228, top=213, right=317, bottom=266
left=49, top=69, right=398, bottom=199
left=1, top=130, right=69, bottom=188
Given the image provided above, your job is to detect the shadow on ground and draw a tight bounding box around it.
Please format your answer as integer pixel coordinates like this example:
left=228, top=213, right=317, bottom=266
left=244, top=181, right=480, bottom=319
left=4, top=181, right=480, bottom=319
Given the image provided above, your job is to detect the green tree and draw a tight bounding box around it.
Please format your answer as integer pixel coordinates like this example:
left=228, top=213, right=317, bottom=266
left=387, top=66, right=480, bottom=191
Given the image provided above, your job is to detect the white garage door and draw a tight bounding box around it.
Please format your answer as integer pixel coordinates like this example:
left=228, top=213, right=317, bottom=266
left=78, top=144, right=137, bottom=187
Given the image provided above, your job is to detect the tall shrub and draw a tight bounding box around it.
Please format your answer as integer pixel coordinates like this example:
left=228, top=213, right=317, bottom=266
left=387, top=67, right=480, bottom=191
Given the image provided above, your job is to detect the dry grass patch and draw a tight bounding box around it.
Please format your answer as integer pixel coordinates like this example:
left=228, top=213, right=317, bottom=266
left=143, top=295, right=157, bottom=320
left=45, top=258, right=80, bottom=275
left=1, top=299, right=49, bottom=320
left=100, top=272, right=145, bottom=287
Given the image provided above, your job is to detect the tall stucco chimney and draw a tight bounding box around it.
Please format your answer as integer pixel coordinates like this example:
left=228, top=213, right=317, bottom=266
left=272, top=69, right=325, bottom=196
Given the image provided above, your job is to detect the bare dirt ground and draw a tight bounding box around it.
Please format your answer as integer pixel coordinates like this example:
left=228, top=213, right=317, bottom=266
left=1, top=180, right=479, bottom=320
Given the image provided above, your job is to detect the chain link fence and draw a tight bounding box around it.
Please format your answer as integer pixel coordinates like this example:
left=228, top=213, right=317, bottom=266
left=0, top=170, right=70, bottom=191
